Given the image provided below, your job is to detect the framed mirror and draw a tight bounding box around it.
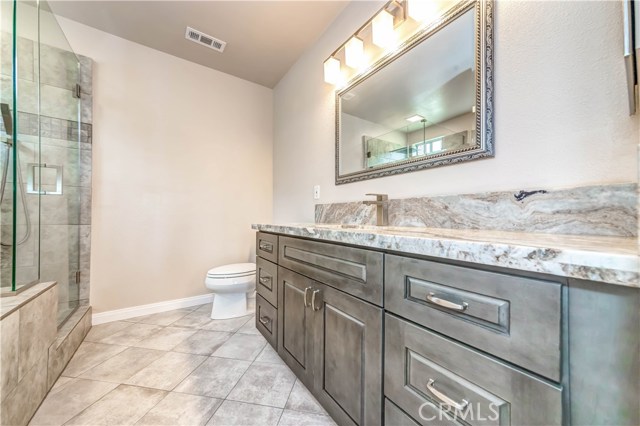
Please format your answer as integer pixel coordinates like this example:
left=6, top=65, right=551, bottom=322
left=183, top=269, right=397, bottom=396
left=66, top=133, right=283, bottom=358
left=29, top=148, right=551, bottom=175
left=336, top=0, right=494, bottom=184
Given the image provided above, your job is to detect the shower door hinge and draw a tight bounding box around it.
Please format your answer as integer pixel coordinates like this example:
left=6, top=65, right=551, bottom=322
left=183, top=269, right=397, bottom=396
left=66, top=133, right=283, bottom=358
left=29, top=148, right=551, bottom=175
left=73, top=84, right=82, bottom=99
left=75, top=271, right=81, bottom=284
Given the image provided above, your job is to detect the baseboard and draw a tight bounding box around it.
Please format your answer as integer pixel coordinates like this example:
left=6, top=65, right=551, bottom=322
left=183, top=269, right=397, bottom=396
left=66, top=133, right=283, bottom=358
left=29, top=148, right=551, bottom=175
left=92, top=292, right=257, bottom=325
left=92, top=294, right=215, bottom=325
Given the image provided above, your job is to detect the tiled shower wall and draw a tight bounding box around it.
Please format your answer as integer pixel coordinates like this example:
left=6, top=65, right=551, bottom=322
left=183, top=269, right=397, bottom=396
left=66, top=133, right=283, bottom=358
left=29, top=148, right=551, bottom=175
left=0, top=34, right=92, bottom=318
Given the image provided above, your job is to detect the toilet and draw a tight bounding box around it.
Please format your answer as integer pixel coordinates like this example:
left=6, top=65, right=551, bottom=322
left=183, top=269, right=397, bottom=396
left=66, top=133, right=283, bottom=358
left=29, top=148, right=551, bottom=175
left=205, top=262, right=256, bottom=319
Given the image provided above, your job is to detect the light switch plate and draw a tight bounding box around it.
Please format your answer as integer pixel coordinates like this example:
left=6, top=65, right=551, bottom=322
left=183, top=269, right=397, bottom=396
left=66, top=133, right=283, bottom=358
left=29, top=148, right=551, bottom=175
left=313, top=185, right=320, bottom=200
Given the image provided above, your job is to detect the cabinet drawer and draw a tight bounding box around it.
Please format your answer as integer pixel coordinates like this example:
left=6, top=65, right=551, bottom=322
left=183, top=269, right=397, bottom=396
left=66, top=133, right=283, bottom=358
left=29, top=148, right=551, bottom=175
left=278, top=236, right=384, bottom=306
left=385, top=255, right=562, bottom=381
left=385, top=399, right=421, bottom=426
left=256, top=232, right=278, bottom=263
left=256, top=294, right=277, bottom=349
left=256, top=257, right=278, bottom=308
left=385, top=314, right=563, bottom=426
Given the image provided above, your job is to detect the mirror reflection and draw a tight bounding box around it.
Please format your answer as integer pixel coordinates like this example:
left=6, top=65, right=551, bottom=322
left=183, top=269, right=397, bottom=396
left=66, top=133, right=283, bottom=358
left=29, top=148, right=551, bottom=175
left=339, top=7, right=477, bottom=176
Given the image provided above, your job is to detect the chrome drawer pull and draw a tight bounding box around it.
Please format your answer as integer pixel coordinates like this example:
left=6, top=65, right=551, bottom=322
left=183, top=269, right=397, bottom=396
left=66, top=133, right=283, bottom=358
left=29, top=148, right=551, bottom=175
left=259, top=315, right=272, bottom=326
left=303, top=286, right=313, bottom=308
left=259, top=276, right=272, bottom=286
left=311, top=289, right=322, bottom=311
left=426, top=379, right=469, bottom=411
left=259, top=241, right=274, bottom=253
left=426, top=292, right=468, bottom=312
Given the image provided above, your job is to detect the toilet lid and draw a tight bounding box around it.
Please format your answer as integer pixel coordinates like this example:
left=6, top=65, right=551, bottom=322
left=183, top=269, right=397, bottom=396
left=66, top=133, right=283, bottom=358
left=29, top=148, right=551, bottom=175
left=207, top=262, right=256, bottom=278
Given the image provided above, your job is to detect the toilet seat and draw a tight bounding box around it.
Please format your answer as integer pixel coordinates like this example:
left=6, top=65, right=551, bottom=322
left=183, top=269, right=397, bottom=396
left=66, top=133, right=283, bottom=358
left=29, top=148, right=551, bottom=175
left=206, top=263, right=256, bottom=279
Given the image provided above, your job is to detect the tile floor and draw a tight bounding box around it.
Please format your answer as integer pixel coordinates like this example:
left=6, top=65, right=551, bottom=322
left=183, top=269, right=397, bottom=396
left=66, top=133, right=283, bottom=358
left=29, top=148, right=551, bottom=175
left=30, top=303, right=336, bottom=426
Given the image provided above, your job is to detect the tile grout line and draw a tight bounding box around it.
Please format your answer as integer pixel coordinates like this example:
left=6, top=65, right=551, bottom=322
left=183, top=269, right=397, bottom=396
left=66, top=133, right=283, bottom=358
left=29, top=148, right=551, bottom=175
left=216, top=321, right=266, bottom=400
left=46, top=306, right=299, bottom=426
left=63, top=343, right=132, bottom=378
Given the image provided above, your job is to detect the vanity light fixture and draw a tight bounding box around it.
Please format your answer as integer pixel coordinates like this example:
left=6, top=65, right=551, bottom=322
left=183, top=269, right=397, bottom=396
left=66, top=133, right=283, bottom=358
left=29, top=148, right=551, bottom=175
left=345, top=36, right=365, bottom=69
left=324, top=57, right=341, bottom=85
left=372, top=9, right=397, bottom=49
left=406, top=114, right=425, bottom=122
left=324, top=0, right=408, bottom=87
left=407, top=0, right=440, bottom=23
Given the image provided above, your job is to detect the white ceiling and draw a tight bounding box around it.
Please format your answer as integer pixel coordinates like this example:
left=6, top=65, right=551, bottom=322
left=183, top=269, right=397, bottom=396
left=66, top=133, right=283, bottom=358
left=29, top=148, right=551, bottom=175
left=49, top=0, right=349, bottom=88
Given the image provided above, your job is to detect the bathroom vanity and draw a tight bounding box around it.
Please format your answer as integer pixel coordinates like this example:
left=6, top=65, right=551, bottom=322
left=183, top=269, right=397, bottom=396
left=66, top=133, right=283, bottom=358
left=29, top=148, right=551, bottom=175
left=253, top=225, right=639, bottom=426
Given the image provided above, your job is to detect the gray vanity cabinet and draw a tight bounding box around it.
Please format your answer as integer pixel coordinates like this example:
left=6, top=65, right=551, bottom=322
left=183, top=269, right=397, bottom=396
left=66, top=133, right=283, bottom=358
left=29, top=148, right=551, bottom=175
left=277, top=266, right=316, bottom=388
left=275, top=265, right=383, bottom=426
left=278, top=236, right=384, bottom=306
left=256, top=232, right=278, bottom=263
left=256, top=256, right=278, bottom=307
left=385, top=314, right=563, bottom=426
left=255, top=295, right=277, bottom=348
left=311, top=282, right=383, bottom=426
left=255, top=231, right=639, bottom=426
left=385, top=255, right=562, bottom=381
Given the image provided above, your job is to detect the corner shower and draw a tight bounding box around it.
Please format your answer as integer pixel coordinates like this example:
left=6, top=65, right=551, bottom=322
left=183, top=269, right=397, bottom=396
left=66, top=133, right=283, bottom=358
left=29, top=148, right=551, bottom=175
left=1, top=0, right=92, bottom=326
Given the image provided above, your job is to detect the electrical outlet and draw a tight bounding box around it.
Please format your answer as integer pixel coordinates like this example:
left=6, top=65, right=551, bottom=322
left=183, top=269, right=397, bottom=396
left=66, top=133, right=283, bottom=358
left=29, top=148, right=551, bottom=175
left=313, top=185, right=321, bottom=200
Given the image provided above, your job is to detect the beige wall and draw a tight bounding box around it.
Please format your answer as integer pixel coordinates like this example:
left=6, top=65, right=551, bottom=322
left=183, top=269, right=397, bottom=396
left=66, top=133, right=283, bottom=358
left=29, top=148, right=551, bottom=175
left=273, top=1, right=639, bottom=223
left=58, top=18, right=273, bottom=313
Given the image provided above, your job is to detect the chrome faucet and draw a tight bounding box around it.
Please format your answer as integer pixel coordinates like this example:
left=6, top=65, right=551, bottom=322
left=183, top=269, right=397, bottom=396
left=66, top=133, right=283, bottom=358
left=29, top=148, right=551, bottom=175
left=363, top=193, right=389, bottom=226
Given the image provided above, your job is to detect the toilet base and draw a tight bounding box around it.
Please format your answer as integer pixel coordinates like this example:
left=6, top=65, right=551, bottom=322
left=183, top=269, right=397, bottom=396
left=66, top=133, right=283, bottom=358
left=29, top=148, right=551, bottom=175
left=210, top=292, right=251, bottom=319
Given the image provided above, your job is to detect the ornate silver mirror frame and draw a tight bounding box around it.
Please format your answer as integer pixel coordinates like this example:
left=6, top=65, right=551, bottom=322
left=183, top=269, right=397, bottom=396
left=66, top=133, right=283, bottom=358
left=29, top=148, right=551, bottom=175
left=335, top=0, right=494, bottom=185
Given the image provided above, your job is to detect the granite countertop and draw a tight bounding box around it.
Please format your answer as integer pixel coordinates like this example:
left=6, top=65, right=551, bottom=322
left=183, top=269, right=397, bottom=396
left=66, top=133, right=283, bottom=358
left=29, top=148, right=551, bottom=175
left=252, top=223, right=639, bottom=288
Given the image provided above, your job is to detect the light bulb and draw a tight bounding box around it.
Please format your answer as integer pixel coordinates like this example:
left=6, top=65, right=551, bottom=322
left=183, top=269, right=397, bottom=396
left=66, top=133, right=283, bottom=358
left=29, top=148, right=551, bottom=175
left=323, top=57, right=341, bottom=85
left=407, top=0, right=440, bottom=22
left=372, top=10, right=397, bottom=50
left=345, top=36, right=365, bottom=69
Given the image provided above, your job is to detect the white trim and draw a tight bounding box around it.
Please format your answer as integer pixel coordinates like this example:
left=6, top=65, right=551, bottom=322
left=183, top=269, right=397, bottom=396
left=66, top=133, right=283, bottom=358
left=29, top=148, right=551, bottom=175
left=92, top=294, right=215, bottom=325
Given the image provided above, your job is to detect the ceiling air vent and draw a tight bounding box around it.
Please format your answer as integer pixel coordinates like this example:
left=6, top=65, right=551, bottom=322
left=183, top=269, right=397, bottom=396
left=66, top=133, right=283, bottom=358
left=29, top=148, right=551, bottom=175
left=185, top=27, right=226, bottom=53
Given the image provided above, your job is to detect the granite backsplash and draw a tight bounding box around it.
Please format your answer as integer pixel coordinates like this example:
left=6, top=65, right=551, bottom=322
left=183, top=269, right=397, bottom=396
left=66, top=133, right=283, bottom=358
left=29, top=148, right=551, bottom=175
left=315, top=183, right=637, bottom=237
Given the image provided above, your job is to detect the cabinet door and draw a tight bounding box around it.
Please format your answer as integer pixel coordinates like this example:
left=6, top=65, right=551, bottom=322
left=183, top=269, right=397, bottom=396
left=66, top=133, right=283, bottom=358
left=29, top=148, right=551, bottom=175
left=277, top=267, right=315, bottom=387
left=311, top=282, right=383, bottom=426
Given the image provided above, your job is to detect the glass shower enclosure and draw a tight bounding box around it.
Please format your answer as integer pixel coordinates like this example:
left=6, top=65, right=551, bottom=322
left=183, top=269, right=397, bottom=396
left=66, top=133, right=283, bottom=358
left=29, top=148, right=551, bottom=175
left=1, top=0, right=85, bottom=325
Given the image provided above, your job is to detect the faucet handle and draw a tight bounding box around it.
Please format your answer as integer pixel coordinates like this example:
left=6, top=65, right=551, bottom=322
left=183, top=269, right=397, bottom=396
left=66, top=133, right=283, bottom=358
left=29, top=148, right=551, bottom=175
left=365, top=193, right=388, bottom=201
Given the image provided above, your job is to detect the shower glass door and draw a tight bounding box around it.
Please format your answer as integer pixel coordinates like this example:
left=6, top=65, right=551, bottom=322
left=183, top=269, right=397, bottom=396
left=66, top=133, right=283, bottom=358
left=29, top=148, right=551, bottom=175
left=0, top=0, right=17, bottom=289
left=1, top=0, right=43, bottom=293
left=1, top=0, right=83, bottom=326
left=39, top=1, right=82, bottom=323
